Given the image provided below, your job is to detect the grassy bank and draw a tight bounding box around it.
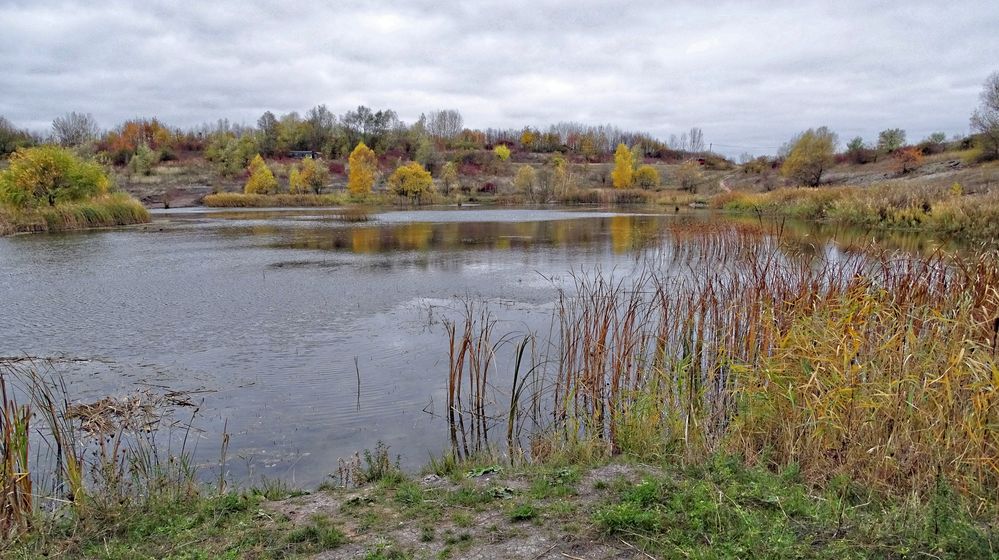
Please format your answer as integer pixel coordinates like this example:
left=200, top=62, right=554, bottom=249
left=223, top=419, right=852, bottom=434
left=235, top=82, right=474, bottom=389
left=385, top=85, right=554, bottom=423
left=712, top=183, right=999, bottom=239
left=7, top=452, right=995, bottom=559
left=0, top=193, right=150, bottom=235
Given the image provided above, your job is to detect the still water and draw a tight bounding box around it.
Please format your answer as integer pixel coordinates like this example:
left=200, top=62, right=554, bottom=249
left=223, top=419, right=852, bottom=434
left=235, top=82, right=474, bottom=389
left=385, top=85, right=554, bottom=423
left=0, top=207, right=944, bottom=486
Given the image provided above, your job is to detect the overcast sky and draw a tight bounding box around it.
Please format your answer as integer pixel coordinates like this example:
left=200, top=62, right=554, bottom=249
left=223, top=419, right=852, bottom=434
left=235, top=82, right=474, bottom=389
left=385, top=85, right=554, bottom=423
left=1, top=0, right=996, bottom=156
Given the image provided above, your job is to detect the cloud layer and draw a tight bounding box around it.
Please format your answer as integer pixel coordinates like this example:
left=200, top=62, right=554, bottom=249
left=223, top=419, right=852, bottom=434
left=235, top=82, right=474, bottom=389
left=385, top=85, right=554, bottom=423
left=1, top=0, right=996, bottom=155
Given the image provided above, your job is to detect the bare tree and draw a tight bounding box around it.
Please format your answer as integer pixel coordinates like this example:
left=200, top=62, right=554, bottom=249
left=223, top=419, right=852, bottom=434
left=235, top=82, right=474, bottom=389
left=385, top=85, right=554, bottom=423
left=52, top=112, right=98, bottom=146
left=971, top=71, right=999, bottom=161
left=688, top=127, right=705, bottom=152
left=422, top=109, right=463, bottom=141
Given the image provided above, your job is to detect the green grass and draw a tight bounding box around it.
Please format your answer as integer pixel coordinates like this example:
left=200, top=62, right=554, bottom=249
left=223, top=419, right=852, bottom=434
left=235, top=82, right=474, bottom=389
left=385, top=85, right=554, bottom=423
left=0, top=193, right=150, bottom=235
left=286, top=515, right=348, bottom=551
left=9, top=456, right=995, bottom=559
left=593, top=456, right=997, bottom=559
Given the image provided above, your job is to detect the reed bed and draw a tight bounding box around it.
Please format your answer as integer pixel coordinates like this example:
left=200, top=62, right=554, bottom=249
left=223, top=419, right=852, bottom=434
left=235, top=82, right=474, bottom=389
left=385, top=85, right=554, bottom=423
left=714, top=184, right=999, bottom=240
left=445, top=223, right=999, bottom=503
left=0, top=194, right=149, bottom=236
left=202, top=192, right=352, bottom=207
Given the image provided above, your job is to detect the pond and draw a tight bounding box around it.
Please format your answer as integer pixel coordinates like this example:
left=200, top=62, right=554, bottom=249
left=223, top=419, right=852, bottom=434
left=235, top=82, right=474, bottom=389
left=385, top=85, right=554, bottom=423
left=0, top=206, right=949, bottom=487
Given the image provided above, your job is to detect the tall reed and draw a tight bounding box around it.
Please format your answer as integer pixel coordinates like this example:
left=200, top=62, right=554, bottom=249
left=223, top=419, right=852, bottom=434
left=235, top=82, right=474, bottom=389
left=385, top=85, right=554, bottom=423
left=445, top=223, right=999, bottom=501
left=0, top=362, right=199, bottom=545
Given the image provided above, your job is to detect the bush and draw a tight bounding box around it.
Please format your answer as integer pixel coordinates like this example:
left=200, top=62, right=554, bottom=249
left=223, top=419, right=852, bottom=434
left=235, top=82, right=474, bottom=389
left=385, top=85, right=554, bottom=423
left=388, top=161, right=434, bottom=199
left=290, top=157, right=330, bottom=194
left=493, top=144, right=511, bottom=161
left=634, top=164, right=660, bottom=188
left=243, top=154, right=278, bottom=194
left=0, top=145, right=110, bottom=207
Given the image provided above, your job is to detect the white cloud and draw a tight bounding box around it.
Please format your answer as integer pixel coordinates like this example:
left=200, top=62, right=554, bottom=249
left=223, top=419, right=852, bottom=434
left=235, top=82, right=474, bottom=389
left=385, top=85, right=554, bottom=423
left=0, top=0, right=996, bottom=156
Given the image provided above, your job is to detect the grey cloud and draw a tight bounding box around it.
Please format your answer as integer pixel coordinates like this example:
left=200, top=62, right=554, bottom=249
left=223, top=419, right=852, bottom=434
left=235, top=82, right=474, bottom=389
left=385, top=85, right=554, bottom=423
left=0, top=0, right=996, bottom=156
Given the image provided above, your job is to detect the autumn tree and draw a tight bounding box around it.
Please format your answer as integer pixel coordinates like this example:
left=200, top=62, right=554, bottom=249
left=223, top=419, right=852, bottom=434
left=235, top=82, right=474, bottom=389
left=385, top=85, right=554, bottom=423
left=244, top=154, right=278, bottom=194
left=205, top=134, right=258, bottom=178
left=493, top=144, right=511, bottom=161
left=0, top=146, right=109, bottom=207
left=971, top=71, right=999, bottom=161
left=290, top=157, right=330, bottom=194
left=551, top=155, right=572, bottom=196
left=674, top=161, right=702, bottom=192
left=347, top=142, right=378, bottom=196
left=634, top=164, right=660, bottom=188
left=780, top=127, right=837, bottom=187
left=891, top=147, right=924, bottom=174
left=519, top=129, right=537, bottom=150
left=877, top=128, right=906, bottom=154
left=513, top=165, right=537, bottom=194
left=102, top=118, right=172, bottom=164
left=439, top=161, right=459, bottom=194
left=611, top=144, right=633, bottom=188
left=388, top=162, right=434, bottom=200
left=52, top=112, right=99, bottom=147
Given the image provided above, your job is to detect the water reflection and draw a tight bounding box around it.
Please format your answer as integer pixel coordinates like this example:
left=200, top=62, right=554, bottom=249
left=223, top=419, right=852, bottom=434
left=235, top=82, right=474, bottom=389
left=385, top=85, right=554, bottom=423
left=260, top=214, right=665, bottom=254
left=0, top=207, right=980, bottom=488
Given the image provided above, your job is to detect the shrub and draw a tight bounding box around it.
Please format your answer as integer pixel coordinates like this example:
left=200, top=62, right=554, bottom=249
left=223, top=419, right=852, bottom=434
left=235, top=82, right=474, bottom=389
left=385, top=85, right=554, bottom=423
left=388, top=161, right=434, bottom=199
left=289, top=157, right=330, bottom=194
left=891, top=147, right=924, bottom=174
left=493, top=144, right=511, bottom=161
left=127, top=143, right=159, bottom=176
left=243, top=154, right=278, bottom=194
left=634, top=164, right=660, bottom=188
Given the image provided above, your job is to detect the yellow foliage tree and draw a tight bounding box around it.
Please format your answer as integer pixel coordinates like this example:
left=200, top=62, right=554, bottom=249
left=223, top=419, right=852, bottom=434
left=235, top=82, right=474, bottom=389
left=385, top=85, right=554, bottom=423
left=388, top=161, right=434, bottom=199
left=520, top=129, right=536, bottom=150
left=0, top=145, right=109, bottom=207
left=780, top=127, right=837, bottom=187
left=513, top=165, right=536, bottom=193
left=611, top=144, right=633, bottom=188
left=288, top=168, right=305, bottom=194
left=289, top=157, right=329, bottom=194
left=348, top=142, right=378, bottom=196
left=244, top=154, right=278, bottom=194
left=634, top=164, right=660, bottom=188
left=439, top=161, right=459, bottom=194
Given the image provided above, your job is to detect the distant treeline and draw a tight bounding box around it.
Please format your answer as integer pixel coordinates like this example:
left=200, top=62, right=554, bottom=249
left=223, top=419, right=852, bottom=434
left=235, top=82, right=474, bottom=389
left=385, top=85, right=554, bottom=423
left=0, top=107, right=710, bottom=168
